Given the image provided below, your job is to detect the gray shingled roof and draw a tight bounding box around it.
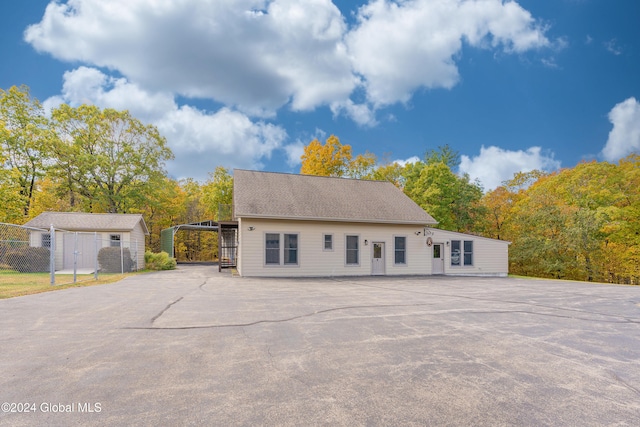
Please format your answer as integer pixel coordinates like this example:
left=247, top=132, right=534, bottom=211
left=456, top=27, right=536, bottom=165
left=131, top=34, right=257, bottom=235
left=24, top=212, right=149, bottom=234
left=233, top=170, right=437, bottom=225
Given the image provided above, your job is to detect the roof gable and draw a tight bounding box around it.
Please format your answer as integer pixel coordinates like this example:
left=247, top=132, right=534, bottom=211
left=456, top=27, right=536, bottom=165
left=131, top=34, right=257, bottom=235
left=233, top=170, right=437, bottom=225
left=24, top=212, right=149, bottom=234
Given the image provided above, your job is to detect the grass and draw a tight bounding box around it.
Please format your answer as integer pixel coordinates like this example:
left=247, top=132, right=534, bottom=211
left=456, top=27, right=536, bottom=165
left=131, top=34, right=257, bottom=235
left=0, top=270, right=142, bottom=299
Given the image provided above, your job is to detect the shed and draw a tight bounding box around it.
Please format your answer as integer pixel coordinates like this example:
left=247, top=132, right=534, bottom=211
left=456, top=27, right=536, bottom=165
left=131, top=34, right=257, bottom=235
left=24, top=212, right=149, bottom=271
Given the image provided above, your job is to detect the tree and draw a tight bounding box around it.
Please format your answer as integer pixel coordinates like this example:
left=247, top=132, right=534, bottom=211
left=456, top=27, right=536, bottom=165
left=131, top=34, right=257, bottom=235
left=300, top=135, right=376, bottom=178
left=201, top=166, right=233, bottom=221
left=371, top=162, right=406, bottom=187
left=425, top=144, right=460, bottom=169
left=500, top=157, right=640, bottom=283
left=0, top=85, right=52, bottom=219
left=50, top=104, right=174, bottom=213
left=403, top=161, right=485, bottom=232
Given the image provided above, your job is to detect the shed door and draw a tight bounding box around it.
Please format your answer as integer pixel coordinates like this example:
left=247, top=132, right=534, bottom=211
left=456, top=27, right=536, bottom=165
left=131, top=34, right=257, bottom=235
left=372, top=242, right=385, bottom=275
left=432, top=244, right=444, bottom=274
left=63, top=233, right=97, bottom=270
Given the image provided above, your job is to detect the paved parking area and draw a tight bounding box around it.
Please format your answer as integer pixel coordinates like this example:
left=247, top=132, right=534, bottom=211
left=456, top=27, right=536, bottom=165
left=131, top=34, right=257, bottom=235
left=1, top=265, right=640, bottom=426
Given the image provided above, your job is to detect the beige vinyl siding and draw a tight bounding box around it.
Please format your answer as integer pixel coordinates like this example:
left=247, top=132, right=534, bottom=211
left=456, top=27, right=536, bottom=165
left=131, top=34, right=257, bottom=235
left=430, top=229, right=509, bottom=277
left=237, top=219, right=431, bottom=277
left=130, top=224, right=147, bottom=270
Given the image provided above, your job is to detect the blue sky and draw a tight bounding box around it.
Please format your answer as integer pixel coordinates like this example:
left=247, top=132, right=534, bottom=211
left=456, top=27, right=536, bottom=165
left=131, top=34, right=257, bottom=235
left=1, top=0, right=639, bottom=190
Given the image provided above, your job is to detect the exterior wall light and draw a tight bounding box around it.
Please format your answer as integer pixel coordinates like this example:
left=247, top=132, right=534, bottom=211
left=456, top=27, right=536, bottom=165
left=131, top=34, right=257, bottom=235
left=248, top=226, right=255, bottom=231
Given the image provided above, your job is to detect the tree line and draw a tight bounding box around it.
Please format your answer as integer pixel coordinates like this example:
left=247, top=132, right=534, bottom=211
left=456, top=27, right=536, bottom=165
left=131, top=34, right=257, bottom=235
left=301, top=134, right=639, bottom=284
left=2, top=85, right=638, bottom=283
left=0, top=85, right=232, bottom=262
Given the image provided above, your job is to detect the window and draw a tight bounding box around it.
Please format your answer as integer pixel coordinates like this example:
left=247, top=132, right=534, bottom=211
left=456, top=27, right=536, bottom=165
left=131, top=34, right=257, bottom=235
left=265, top=233, right=299, bottom=266
left=394, top=236, right=406, bottom=265
left=464, top=240, right=473, bottom=266
left=265, top=233, right=280, bottom=265
left=346, top=235, right=359, bottom=265
left=284, top=234, right=298, bottom=265
left=323, top=234, right=333, bottom=251
left=41, top=233, right=51, bottom=248
left=433, top=244, right=441, bottom=259
left=451, top=240, right=473, bottom=266
left=110, top=234, right=121, bottom=247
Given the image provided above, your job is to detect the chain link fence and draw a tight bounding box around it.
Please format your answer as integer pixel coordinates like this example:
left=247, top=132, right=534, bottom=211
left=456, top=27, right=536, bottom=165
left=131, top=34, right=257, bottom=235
left=1, top=222, right=140, bottom=286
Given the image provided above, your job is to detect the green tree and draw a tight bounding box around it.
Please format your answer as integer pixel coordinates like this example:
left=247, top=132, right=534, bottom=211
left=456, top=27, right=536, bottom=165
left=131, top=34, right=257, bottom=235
left=50, top=104, right=174, bottom=213
left=425, top=144, right=460, bottom=169
left=403, top=161, right=485, bottom=232
left=0, top=85, right=52, bottom=219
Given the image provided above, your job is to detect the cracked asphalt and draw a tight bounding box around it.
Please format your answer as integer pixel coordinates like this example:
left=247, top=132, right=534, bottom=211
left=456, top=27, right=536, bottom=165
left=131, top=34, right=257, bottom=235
left=1, top=265, right=640, bottom=426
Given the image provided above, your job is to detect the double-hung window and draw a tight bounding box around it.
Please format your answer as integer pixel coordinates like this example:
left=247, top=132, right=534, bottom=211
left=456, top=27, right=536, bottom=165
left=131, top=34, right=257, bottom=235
left=283, top=234, right=298, bottom=265
left=346, top=235, right=359, bottom=265
left=323, top=234, right=333, bottom=251
left=265, top=233, right=298, bottom=266
left=394, top=236, right=406, bottom=265
left=451, top=240, right=473, bottom=266
left=265, top=233, right=280, bottom=265
left=41, top=233, right=51, bottom=248
left=110, top=234, right=121, bottom=247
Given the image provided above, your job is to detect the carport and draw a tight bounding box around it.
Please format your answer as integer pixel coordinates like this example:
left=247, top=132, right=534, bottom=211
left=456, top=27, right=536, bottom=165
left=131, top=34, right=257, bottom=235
left=160, top=220, right=238, bottom=271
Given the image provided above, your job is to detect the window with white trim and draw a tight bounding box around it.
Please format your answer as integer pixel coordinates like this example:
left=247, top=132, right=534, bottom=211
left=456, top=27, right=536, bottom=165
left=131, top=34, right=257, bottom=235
left=265, top=233, right=280, bottom=265
left=41, top=233, right=51, bottom=248
left=323, top=234, right=333, bottom=251
left=394, top=236, right=406, bottom=265
left=110, top=234, right=121, bottom=247
left=284, top=234, right=298, bottom=265
left=346, top=235, right=359, bottom=265
left=451, top=240, right=473, bottom=266
left=265, top=233, right=299, bottom=266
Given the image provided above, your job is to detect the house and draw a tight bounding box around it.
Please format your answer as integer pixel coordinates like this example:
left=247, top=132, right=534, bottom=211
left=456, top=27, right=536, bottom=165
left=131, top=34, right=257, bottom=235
left=233, top=170, right=509, bottom=277
left=24, top=212, right=149, bottom=271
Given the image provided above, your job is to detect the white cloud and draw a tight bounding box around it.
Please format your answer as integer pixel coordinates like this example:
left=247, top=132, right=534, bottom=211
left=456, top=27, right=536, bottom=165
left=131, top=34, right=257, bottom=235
left=45, top=67, right=287, bottom=180
left=25, top=0, right=355, bottom=116
left=330, top=99, right=378, bottom=127
left=345, top=0, right=551, bottom=106
left=392, top=156, right=421, bottom=167
left=604, top=38, right=623, bottom=56
left=459, top=145, right=560, bottom=191
left=25, top=0, right=553, bottom=122
left=602, top=97, right=640, bottom=161
left=283, top=141, right=305, bottom=167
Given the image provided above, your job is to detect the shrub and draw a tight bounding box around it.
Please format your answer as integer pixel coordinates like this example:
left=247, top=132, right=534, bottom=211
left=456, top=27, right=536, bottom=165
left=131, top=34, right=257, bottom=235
left=98, top=247, right=134, bottom=273
left=144, top=251, right=177, bottom=271
left=4, top=246, right=51, bottom=273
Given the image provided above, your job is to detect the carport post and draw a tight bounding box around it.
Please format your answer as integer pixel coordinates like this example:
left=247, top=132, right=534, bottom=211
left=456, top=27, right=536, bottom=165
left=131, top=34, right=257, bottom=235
left=49, top=225, right=55, bottom=285
left=120, top=242, right=124, bottom=274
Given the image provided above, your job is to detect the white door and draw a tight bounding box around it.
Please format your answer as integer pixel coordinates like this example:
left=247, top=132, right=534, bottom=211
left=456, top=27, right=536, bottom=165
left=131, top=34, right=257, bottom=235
left=372, top=242, right=385, bottom=275
left=432, top=244, right=444, bottom=274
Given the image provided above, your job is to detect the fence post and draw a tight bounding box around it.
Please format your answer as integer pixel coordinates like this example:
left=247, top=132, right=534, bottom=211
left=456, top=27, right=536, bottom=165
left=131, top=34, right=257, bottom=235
left=73, top=232, right=78, bottom=284
left=50, top=225, right=55, bottom=286
left=94, top=232, right=99, bottom=280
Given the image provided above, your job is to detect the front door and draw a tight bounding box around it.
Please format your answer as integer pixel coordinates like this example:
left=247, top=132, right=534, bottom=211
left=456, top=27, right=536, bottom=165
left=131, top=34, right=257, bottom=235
left=432, top=244, right=444, bottom=274
left=372, top=242, right=385, bottom=275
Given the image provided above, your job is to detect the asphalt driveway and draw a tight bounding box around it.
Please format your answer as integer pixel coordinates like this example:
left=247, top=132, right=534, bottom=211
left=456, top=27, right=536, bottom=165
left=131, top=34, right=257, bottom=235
left=1, top=265, right=639, bottom=426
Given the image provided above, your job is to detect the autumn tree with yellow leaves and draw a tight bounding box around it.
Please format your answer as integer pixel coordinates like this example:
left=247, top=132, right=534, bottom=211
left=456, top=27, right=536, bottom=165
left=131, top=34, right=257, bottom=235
left=300, top=135, right=376, bottom=179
